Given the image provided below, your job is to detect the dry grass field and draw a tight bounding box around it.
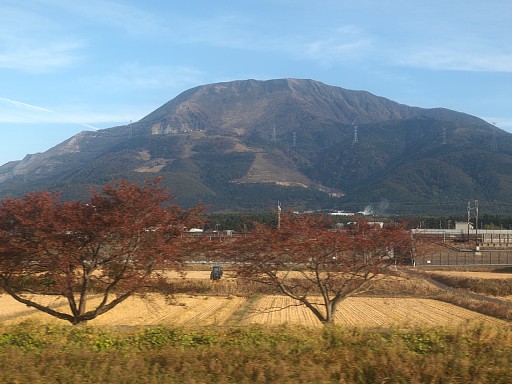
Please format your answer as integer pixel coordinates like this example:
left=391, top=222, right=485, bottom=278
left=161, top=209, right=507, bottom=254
left=1, top=292, right=506, bottom=328
left=161, top=269, right=237, bottom=279
left=425, top=271, right=512, bottom=280
left=1, top=268, right=510, bottom=328
left=2, top=269, right=511, bottom=383
left=238, top=295, right=506, bottom=327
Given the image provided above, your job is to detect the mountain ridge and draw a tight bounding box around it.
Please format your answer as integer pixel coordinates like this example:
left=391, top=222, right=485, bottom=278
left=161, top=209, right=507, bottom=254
left=1, top=78, right=510, bottom=214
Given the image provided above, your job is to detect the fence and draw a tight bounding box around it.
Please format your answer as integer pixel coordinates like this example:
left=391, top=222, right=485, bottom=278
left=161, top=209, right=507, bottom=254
left=415, top=250, right=512, bottom=267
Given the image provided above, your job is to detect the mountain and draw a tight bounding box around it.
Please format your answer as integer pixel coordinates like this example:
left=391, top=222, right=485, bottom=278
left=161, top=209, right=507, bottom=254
left=1, top=78, right=512, bottom=215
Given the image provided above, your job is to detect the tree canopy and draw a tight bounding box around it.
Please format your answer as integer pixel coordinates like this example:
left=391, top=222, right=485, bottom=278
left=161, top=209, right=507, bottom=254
left=227, top=213, right=415, bottom=324
left=0, top=178, right=203, bottom=324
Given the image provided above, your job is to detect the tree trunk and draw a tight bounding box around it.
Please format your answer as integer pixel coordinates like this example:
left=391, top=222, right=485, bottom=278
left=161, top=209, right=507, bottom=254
left=324, top=301, right=335, bottom=325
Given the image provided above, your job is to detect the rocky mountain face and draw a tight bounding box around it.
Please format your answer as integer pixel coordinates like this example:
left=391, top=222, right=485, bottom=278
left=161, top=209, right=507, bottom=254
left=1, top=78, right=511, bottom=214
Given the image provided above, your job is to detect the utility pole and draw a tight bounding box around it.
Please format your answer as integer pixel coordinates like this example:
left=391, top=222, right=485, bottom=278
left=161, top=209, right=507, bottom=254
left=466, top=200, right=479, bottom=245
left=475, top=200, right=479, bottom=245
left=467, top=201, right=471, bottom=243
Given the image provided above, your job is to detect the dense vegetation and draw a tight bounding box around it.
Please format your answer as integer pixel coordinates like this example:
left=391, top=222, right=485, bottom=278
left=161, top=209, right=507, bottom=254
left=1, top=322, right=511, bottom=383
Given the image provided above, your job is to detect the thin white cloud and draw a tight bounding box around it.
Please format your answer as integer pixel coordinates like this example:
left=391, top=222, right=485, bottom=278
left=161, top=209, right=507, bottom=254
left=376, top=1, right=512, bottom=73
left=397, top=45, right=512, bottom=73
left=167, top=16, right=375, bottom=68
left=0, top=3, right=84, bottom=72
left=0, top=98, right=54, bottom=113
left=33, top=0, right=169, bottom=37
left=176, top=14, right=264, bottom=49
left=6, top=0, right=510, bottom=75
left=301, top=26, right=373, bottom=66
left=0, top=97, right=140, bottom=129
left=0, top=43, right=82, bottom=73
left=87, top=64, right=204, bottom=92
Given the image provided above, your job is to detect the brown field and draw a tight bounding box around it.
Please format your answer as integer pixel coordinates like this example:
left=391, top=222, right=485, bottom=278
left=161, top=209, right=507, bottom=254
left=425, top=271, right=512, bottom=280
left=1, top=268, right=508, bottom=328
left=0, top=295, right=69, bottom=323
left=240, top=295, right=506, bottom=327
left=0, top=293, right=506, bottom=328
left=160, top=269, right=237, bottom=279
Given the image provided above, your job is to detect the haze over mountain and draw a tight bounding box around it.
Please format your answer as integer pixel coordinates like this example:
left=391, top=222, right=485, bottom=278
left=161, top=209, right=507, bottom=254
left=1, top=79, right=511, bottom=215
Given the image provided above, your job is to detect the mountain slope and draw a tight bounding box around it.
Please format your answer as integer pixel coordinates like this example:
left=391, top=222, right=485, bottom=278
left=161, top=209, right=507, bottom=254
left=1, top=78, right=511, bottom=214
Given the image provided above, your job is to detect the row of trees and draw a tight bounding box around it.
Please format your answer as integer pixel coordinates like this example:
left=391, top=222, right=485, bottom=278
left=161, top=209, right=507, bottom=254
left=0, top=179, right=415, bottom=325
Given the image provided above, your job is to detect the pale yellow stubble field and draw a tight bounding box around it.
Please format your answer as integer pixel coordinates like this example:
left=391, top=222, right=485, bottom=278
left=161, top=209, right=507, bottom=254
left=425, top=271, right=512, bottom=280
left=0, top=270, right=508, bottom=328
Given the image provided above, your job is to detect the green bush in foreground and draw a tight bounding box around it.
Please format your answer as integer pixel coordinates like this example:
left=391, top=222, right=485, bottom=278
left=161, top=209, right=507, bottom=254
left=0, top=322, right=511, bottom=383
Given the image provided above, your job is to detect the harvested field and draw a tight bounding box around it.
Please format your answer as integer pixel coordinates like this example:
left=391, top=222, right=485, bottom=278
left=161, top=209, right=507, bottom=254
left=0, top=294, right=246, bottom=327
left=0, top=295, right=69, bottom=323
left=1, top=268, right=507, bottom=328
left=240, top=295, right=506, bottom=327
left=426, top=271, right=512, bottom=279
left=0, top=293, right=506, bottom=328
left=160, top=270, right=236, bottom=279
left=89, top=295, right=247, bottom=327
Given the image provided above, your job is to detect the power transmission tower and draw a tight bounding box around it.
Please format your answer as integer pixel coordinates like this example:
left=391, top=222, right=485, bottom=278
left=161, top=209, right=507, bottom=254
left=491, top=122, right=497, bottom=151
left=271, top=108, right=277, bottom=142
left=352, top=115, right=359, bottom=145
left=352, top=116, right=358, bottom=145
left=277, top=201, right=282, bottom=229
left=353, top=125, right=358, bottom=144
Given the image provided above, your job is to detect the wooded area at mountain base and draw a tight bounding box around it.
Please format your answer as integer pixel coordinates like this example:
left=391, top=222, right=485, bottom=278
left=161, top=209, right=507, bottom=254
left=202, top=212, right=512, bottom=233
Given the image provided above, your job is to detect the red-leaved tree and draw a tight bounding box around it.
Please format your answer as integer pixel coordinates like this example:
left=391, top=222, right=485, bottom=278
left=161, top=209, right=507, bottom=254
left=0, top=178, right=203, bottom=324
left=227, top=213, right=415, bottom=325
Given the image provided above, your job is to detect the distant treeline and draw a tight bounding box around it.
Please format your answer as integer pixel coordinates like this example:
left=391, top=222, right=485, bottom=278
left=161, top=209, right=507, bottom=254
left=407, top=214, right=512, bottom=230
left=203, top=212, right=512, bottom=232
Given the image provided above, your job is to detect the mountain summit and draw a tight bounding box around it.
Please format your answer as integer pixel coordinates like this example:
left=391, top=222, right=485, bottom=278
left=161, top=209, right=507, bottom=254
left=1, top=79, right=511, bottom=214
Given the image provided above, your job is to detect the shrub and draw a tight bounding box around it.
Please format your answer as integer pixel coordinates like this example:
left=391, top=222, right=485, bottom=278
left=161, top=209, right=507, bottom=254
left=1, top=323, right=511, bottom=383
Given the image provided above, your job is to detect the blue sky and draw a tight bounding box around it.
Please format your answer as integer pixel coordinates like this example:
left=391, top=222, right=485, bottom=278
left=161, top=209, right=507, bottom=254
left=1, top=0, right=511, bottom=166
